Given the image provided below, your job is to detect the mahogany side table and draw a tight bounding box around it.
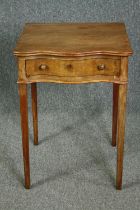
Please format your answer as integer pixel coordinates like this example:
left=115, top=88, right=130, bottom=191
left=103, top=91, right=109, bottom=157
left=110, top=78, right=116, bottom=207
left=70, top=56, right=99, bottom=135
left=14, top=23, right=133, bottom=189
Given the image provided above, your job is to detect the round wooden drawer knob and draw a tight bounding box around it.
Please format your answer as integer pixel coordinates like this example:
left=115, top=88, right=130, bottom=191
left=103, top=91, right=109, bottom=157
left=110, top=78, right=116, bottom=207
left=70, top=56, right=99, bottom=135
left=66, top=64, right=73, bottom=71
left=97, top=64, right=106, bottom=71
left=39, top=64, right=49, bottom=71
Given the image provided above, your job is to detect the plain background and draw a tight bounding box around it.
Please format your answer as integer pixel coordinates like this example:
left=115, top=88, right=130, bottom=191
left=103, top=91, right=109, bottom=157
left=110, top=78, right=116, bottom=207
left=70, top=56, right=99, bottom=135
left=0, top=1, right=140, bottom=210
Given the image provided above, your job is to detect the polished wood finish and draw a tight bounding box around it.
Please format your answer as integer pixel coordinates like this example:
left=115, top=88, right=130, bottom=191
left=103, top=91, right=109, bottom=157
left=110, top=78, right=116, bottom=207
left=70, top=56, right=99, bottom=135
left=16, top=54, right=123, bottom=84
left=112, top=83, right=119, bottom=146
left=31, top=83, right=38, bottom=145
left=116, top=84, right=127, bottom=190
left=17, top=75, right=127, bottom=85
left=18, top=84, right=30, bottom=189
left=14, top=23, right=132, bottom=57
left=25, top=56, right=120, bottom=78
left=14, top=23, right=133, bottom=189
left=120, top=57, right=128, bottom=81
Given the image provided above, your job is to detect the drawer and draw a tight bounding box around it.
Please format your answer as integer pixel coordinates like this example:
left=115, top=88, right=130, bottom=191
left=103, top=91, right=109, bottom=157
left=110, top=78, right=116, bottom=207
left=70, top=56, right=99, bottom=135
left=25, top=57, right=120, bottom=78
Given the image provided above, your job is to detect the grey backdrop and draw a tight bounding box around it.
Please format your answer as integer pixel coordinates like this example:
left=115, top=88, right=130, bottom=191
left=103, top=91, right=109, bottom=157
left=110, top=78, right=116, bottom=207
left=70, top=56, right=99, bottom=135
left=0, top=1, right=140, bottom=210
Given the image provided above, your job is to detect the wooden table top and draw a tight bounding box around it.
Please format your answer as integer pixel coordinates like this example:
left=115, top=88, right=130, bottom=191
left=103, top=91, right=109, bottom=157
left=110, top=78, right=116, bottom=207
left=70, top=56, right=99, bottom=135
left=14, top=23, right=132, bottom=57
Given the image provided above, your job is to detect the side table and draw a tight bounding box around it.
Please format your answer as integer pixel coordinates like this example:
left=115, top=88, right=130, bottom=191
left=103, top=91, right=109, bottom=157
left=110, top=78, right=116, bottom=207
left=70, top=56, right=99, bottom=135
left=14, top=23, right=133, bottom=189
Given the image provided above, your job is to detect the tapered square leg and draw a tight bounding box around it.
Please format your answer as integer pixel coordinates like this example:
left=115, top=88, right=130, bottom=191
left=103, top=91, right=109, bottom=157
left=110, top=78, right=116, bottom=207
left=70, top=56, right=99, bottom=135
left=116, top=84, right=127, bottom=190
left=18, top=84, right=30, bottom=189
left=112, top=83, right=119, bottom=147
left=31, top=83, right=38, bottom=145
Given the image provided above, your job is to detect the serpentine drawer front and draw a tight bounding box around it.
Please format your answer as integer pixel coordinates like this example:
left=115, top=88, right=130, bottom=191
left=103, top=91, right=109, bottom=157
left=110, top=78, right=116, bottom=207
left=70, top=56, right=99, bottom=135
left=14, top=23, right=133, bottom=190
left=25, top=56, right=120, bottom=78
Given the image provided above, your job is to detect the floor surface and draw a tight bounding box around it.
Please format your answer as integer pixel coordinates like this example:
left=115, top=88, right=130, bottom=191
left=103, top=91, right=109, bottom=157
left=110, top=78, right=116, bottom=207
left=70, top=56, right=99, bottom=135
left=0, top=107, right=140, bottom=210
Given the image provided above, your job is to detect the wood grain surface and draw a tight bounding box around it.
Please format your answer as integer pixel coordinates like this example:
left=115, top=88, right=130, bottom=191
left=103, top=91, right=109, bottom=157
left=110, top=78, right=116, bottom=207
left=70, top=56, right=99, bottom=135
left=14, top=23, right=132, bottom=57
left=25, top=56, right=120, bottom=78
left=15, top=22, right=133, bottom=189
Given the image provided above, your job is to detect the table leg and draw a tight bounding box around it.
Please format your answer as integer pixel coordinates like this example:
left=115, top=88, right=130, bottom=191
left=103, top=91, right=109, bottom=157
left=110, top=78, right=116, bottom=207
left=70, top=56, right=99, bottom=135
left=112, top=83, right=119, bottom=146
left=18, top=84, right=30, bottom=189
left=116, top=84, right=127, bottom=190
left=31, top=83, right=38, bottom=145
